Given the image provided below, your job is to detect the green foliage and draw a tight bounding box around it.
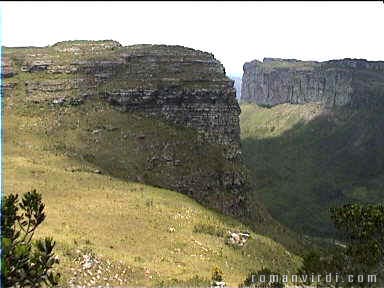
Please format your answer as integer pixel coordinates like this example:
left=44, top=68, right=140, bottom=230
left=1, top=190, right=60, bottom=287
left=241, top=103, right=384, bottom=237
left=330, top=204, right=384, bottom=285
left=297, top=248, right=346, bottom=287
left=241, top=267, right=285, bottom=288
left=297, top=204, right=384, bottom=287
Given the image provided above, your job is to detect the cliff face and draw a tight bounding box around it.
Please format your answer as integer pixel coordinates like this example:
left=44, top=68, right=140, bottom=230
left=2, top=40, right=246, bottom=215
left=84, top=44, right=241, bottom=160
left=4, top=41, right=241, bottom=160
left=241, top=58, right=384, bottom=108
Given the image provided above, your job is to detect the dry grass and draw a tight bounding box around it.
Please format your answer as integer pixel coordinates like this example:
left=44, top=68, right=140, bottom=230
left=3, top=90, right=301, bottom=286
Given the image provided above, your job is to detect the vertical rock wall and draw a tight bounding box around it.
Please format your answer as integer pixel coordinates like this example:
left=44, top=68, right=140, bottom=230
left=241, top=58, right=384, bottom=108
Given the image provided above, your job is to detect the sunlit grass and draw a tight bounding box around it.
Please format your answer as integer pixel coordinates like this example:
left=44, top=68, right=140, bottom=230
left=4, top=91, right=301, bottom=286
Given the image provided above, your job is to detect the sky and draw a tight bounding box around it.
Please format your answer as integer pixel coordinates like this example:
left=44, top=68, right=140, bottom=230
left=1, top=1, right=383, bottom=76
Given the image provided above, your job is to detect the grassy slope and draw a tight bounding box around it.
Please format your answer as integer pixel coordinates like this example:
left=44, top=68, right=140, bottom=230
left=240, top=103, right=384, bottom=238
left=3, top=81, right=301, bottom=287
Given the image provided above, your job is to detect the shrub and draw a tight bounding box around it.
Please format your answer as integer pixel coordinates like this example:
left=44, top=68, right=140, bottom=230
left=241, top=267, right=284, bottom=288
left=1, top=190, right=61, bottom=287
left=211, top=266, right=224, bottom=282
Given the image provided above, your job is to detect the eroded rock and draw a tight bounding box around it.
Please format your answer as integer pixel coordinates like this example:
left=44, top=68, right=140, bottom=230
left=241, top=58, right=384, bottom=108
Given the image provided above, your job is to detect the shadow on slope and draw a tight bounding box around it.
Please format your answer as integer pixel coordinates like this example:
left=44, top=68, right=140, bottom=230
left=241, top=103, right=384, bottom=238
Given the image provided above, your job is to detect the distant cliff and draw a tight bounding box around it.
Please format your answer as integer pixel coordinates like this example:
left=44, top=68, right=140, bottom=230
left=241, top=58, right=384, bottom=108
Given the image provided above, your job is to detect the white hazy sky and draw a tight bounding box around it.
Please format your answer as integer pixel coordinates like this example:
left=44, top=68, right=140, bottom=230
left=1, top=1, right=383, bottom=75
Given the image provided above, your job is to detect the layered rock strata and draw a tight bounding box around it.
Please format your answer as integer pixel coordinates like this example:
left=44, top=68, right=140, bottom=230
left=241, top=58, right=384, bottom=108
left=2, top=41, right=246, bottom=214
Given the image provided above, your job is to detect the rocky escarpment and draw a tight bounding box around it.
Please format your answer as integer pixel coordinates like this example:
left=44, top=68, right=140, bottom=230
left=241, top=58, right=384, bottom=108
left=2, top=40, right=246, bottom=215
left=3, top=41, right=241, bottom=160
left=82, top=45, right=241, bottom=160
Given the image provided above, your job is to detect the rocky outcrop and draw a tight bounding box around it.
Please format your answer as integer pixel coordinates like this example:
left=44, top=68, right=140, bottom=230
left=2, top=41, right=246, bottom=215
left=1, top=58, right=16, bottom=78
left=89, top=45, right=241, bottom=160
left=241, top=58, right=384, bottom=108
left=4, top=42, right=241, bottom=159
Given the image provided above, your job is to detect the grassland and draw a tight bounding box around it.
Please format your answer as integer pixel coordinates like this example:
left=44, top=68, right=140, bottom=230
left=240, top=102, right=384, bottom=238
left=3, top=80, right=302, bottom=286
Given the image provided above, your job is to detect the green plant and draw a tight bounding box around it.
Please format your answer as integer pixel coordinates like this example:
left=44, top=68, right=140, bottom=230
left=330, top=204, right=384, bottom=266
left=330, top=204, right=384, bottom=287
left=1, top=190, right=61, bottom=287
left=211, top=266, right=224, bottom=282
left=297, top=204, right=384, bottom=288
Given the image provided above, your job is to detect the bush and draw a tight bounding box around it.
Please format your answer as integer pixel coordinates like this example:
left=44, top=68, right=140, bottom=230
left=211, top=266, right=224, bottom=282
left=1, top=190, right=61, bottom=287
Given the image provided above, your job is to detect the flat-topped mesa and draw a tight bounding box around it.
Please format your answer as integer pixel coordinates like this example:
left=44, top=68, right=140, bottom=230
left=51, top=40, right=123, bottom=55
left=3, top=41, right=241, bottom=161
left=241, top=58, right=384, bottom=108
left=2, top=41, right=247, bottom=214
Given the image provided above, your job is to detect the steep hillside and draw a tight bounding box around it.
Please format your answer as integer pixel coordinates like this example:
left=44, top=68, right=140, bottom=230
left=3, top=98, right=301, bottom=286
left=240, top=103, right=384, bottom=237
left=2, top=41, right=302, bottom=286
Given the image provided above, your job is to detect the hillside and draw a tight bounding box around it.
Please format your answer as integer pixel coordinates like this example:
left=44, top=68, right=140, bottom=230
left=2, top=40, right=246, bottom=216
left=2, top=42, right=302, bottom=286
left=240, top=102, right=384, bottom=237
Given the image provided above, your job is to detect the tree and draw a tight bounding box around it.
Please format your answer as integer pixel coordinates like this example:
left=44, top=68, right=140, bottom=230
left=1, top=190, right=61, bottom=287
left=297, top=248, right=347, bottom=287
left=330, top=204, right=384, bottom=265
left=297, top=204, right=384, bottom=287
left=330, top=203, right=384, bottom=287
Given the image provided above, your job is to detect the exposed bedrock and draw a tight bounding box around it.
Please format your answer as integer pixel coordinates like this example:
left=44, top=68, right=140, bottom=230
left=3, top=41, right=247, bottom=216
left=241, top=58, right=384, bottom=108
